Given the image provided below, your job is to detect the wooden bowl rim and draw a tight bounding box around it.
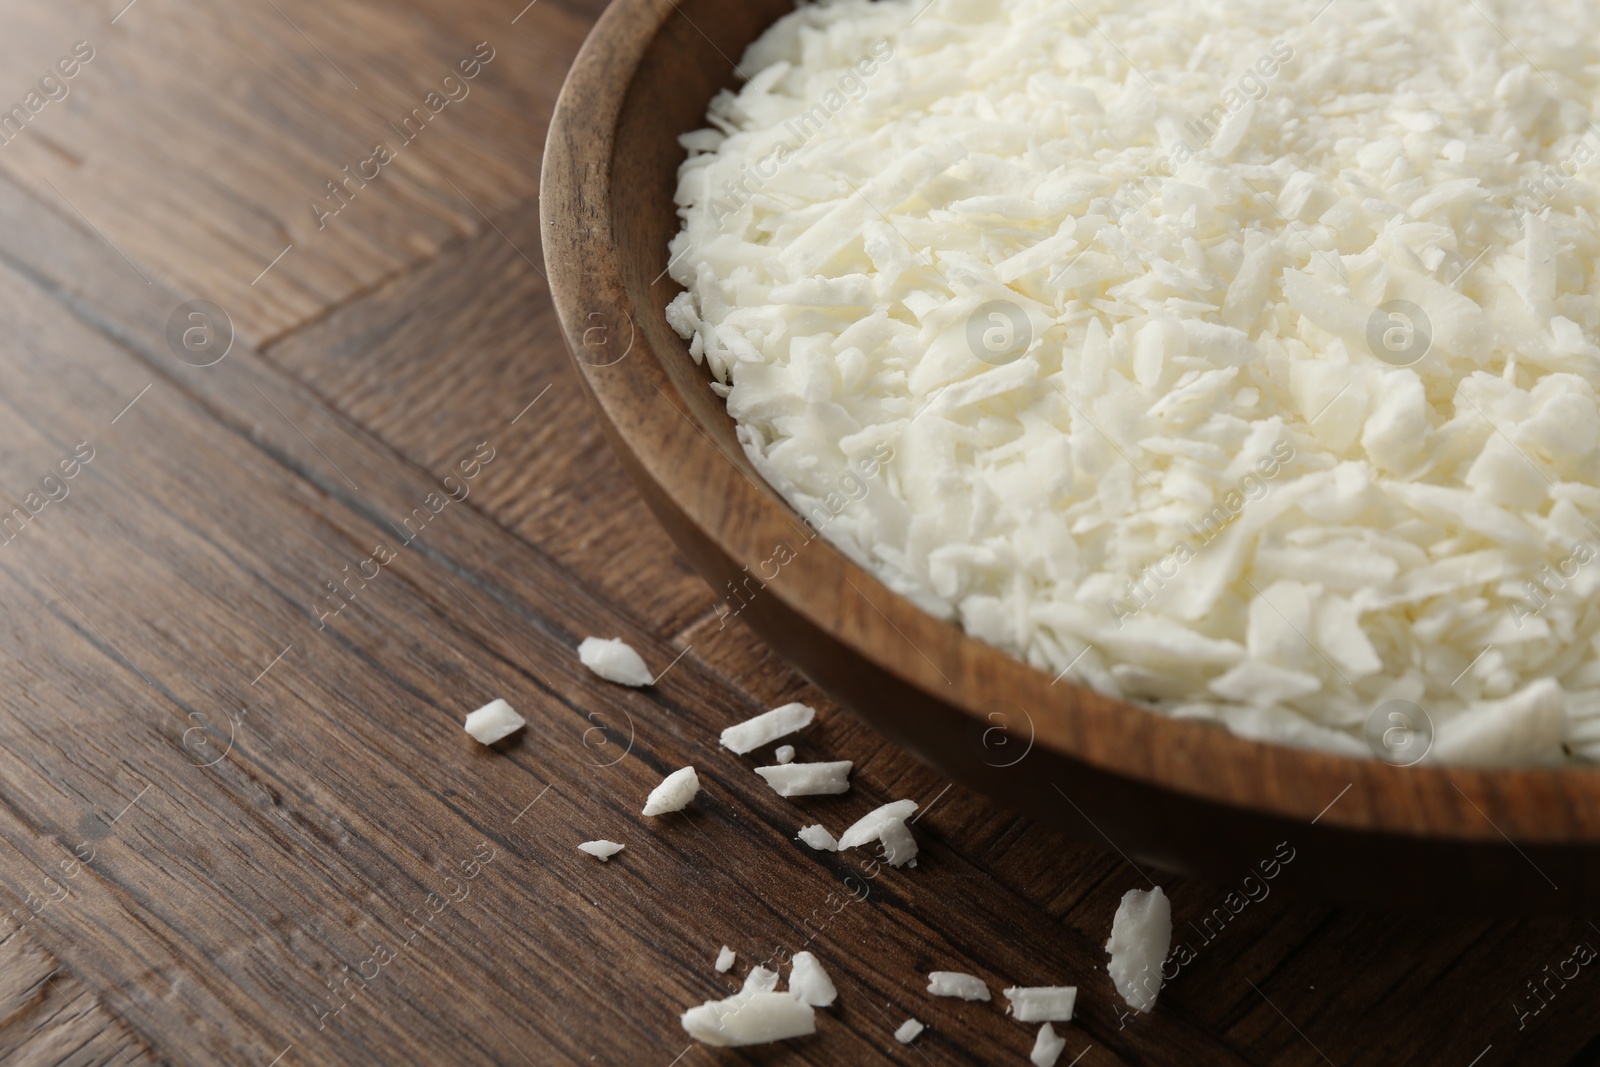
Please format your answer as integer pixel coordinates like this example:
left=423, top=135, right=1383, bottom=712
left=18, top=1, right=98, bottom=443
left=539, top=0, right=1600, bottom=844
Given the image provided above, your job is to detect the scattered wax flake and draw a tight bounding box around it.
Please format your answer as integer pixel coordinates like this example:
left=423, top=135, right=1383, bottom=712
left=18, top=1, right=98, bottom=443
left=927, top=972, right=989, bottom=1001
left=789, top=951, right=838, bottom=1007
left=797, top=824, right=839, bottom=851
left=681, top=991, right=815, bottom=1047
left=463, top=698, right=524, bottom=745
left=1032, top=1023, right=1067, bottom=1067
left=578, top=636, right=652, bottom=686
left=642, top=766, right=700, bottom=816
left=754, top=760, right=852, bottom=797
left=1105, top=886, right=1172, bottom=1012
left=1003, top=986, right=1077, bottom=1023
left=743, top=966, right=780, bottom=994
left=720, top=703, right=815, bottom=754
left=836, top=800, right=917, bottom=849
left=876, top=818, right=918, bottom=867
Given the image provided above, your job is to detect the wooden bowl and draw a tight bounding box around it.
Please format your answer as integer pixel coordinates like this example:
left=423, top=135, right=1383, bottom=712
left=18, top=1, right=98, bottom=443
left=541, top=0, right=1600, bottom=912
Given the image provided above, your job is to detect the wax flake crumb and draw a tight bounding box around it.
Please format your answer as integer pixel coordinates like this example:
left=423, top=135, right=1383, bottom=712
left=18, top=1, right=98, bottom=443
left=754, top=760, right=853, bottom=797
left=576, top=840, right=624, bottom=861
left=1106, top=886, right=1173, bottom=1013
left=893, top=1018, right=925, bottom=1044
left=721, top=703, right=815, bottom=754
left=837, top=800, right=917, bottom=849
left=1004, top=987, right=1077, bottom=1023
left=743, top=966, right=781, bottom=994
left=877, top=818, right=918, bottom=867
left=716, top=946, right=737, bottom=973
left=681, top=990, right=815, bottom=1047
left=789, top=951, right=838, bottom=1007
left=578, top=636, right=652, bottom=687
left=775, top=745, right=796, bottom=763
left=642, top=766, right=700, bottom=816
left=1031, top=1023, right=1067, bottom=1067
left=927, top=972, right=990, bottom=1001
left=837, top=800, right=919, bottom=866
left=797, top=824, right=839, bottom=851
left=463, top=698, right=525, bottom=745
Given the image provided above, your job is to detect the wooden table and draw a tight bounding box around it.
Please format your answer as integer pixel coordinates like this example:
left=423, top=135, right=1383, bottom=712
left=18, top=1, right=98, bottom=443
left=0, top=1, right=1596, bottom=1064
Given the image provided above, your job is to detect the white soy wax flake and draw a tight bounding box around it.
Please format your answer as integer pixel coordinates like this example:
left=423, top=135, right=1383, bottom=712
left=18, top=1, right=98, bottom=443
left=876, top=818, right=918, bottom=868
left=754, top=760, right=853, bottom=797
left=463, top=698, right=525, bottom=745
left=1032, top=1022, right=1067, bottom=1067
left=577, top=840, right=624, bottom=861
left=721, top=703, right=815, bottom=754
left=775, top=745, right=796, bottom=763
left=1106, top=886, right=1173, bottom=1012
left=836, top=800, right=918, bottom=866
left=642, top=766, right=700, bottom=816
left=716, top=946, right=736, bottom=973
left=742, top=966, right=780, bottom=994
left=894, top=1018, right=925, bottom=1044
left=836, top=800, right=917, bottom=849
left=796, top=824, right=839, bottom=851
left=789, top=951, right=838, bottom=1007
left=578, top=636, right=653, bottom=686
left=927, top=972, right=989, bottom=1001
left=1003, top=986, right=1077, bottom=1023
left=681, top=991, right=815, bottom=1047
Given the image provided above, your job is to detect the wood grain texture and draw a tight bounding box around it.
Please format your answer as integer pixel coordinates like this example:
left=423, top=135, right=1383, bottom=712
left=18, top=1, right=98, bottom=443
left=0, top=0, right=1596, bottom=1064
left=0, top=932, right=158, bottom=1066
left=263, top=198, right=714, bottom=639
left=0, top=0, right=600, bottom=346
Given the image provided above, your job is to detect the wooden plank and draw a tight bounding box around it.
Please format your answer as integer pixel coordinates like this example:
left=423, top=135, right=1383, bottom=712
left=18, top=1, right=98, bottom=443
left=263, top=197, right=713, bottom=639
left=0, top=933, right=159, bottom=1066
left=0, top=0, right=599, bottom=345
